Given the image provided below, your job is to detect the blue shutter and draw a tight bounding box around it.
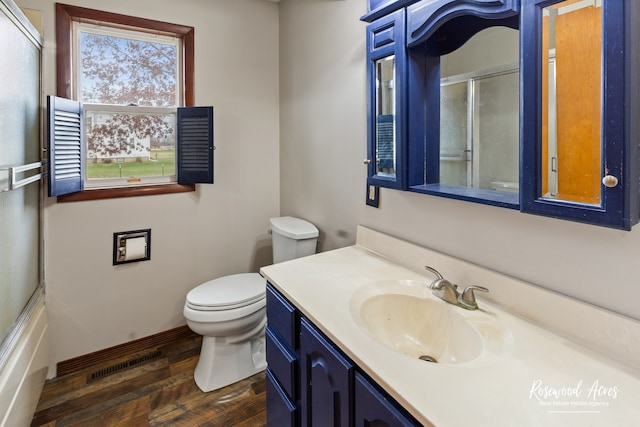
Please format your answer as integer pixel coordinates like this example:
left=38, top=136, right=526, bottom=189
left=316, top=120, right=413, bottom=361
left=177, top=106, right=214, bottom=184
left=47, top=96, right=84, bottom=196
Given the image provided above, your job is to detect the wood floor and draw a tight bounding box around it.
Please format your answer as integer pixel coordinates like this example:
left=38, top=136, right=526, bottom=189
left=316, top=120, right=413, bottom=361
left=31, top=333, right=266, bottom=427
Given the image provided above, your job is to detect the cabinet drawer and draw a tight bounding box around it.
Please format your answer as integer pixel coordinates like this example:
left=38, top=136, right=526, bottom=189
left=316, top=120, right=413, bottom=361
left=266, top=282, right=298, bottom=349
left=266, top=369, right=298, bottom=427
left=266, top=326, right=298, bottom=399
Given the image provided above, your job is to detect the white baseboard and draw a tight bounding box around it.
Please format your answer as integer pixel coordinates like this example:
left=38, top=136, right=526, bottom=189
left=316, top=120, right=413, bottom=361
left=0, top=289, right=49, bottom=427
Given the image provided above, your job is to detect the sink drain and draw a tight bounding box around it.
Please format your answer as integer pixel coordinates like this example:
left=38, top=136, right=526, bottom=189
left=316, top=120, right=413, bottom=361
left=419, top=355, right=438, bottom=363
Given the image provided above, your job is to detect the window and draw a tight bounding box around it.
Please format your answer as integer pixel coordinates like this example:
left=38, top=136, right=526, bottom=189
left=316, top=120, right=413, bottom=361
left=79, top=24, right=180, bottom=188
left=53, top=4, right=211, bottom=201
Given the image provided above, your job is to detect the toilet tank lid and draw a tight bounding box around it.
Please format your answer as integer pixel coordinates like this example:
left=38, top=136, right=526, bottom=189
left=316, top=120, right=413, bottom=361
left=270, top=216, right=318, bottom=239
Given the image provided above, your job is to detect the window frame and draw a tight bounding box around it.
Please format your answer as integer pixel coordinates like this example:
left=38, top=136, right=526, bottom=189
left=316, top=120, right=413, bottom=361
left=55, top=3, right=195, bottom=202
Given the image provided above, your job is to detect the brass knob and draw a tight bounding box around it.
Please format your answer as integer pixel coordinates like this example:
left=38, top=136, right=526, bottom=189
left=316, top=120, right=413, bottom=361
left=602, top=175, right=619, bottom=188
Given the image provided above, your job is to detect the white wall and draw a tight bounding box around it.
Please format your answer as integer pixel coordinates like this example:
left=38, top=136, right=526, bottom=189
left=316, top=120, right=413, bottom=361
left=278, top=0, right=640, bottom=321
left=17, top=0, right=281, bottom=376
left=279, top=0, right=369, bottom=251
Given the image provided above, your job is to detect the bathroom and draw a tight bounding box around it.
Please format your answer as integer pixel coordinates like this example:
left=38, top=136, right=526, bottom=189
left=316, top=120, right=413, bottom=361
left=1, top=0, right=639, bottom=425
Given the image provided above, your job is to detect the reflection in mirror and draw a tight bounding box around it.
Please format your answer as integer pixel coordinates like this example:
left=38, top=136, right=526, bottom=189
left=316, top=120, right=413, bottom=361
left=440, top=82, right=469, bottom=186
left=439, top=27, right=519, bottom=194
left=375, top=55, right=395, bottom=177
left=541, top=0, right=601, bottom=204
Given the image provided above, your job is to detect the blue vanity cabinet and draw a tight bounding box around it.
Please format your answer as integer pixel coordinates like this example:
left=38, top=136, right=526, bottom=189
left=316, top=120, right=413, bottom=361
left=299, top=317, right=354, bottom=426
left=266, top=283, right=422, bottom=427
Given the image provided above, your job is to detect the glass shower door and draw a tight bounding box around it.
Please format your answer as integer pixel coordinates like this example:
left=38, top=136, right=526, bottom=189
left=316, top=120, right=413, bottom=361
left=0, top=2, right=42, bottom=345
left=440, top=69, right=519, bottom=192
left=440, top=81, right=471, bottom=186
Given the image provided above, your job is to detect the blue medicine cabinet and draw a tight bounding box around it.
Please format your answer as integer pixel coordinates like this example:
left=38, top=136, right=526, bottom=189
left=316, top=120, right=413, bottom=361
left=365, top=9, right=406, bottom=190
left=362, top=0, right=640, bottom=230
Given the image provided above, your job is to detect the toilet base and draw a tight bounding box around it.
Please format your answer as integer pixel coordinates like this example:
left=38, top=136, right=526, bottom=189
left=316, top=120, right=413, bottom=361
left=193, top=325, right=267, bottom=392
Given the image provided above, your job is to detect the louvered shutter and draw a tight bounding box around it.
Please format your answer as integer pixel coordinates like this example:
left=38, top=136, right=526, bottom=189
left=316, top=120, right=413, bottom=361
left=177, top=106, right=214, bottom=184
left=47, top=96, right=84, bottom=196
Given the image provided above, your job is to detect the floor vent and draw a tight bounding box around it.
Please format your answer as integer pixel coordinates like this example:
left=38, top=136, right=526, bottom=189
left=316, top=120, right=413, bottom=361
left=87, top=350, right=163, bottom=382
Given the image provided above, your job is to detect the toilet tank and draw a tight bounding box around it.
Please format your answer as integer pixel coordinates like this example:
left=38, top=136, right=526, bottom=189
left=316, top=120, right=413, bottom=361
left=270, top=217, right=319, bottom=264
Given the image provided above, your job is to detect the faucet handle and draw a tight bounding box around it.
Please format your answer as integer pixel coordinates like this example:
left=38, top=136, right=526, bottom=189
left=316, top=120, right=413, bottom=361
left=424, top=265, right=444, bottom=280
left=430, top=278, right=456, bottom=291
left=461, top=285, right=489, bottom=305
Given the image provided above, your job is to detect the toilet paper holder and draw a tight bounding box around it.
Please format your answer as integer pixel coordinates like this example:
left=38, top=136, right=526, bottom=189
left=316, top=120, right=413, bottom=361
left=113, top=229, right=151, bottom=265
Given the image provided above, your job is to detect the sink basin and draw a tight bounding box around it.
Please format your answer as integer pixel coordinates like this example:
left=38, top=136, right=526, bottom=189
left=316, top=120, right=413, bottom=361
left=354, top=291, right=483, bottom=364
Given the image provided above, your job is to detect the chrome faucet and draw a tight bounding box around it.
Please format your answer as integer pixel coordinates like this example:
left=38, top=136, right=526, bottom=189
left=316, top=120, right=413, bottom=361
left=424, top=266, right=489, bottom=310
left=424, top=266, right=459, bottom=305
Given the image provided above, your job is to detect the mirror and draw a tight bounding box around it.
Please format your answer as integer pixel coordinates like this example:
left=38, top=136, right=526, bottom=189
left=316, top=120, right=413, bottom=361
left=375, top=55, right=396, bottom=177
left=362, top=0, right=631, bottom=228
left=541, top=0, right=602, bottom=204
left=439, top=27, right=519, bottom=194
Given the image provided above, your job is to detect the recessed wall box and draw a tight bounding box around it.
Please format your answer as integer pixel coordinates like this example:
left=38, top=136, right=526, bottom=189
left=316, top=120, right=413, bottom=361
left=113, top=229, right=151, bottom=265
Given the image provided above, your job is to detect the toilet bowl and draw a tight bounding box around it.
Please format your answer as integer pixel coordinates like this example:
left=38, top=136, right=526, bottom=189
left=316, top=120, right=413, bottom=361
left=183, top=217, right=319, bottom=392
left=184, top=273, right=267, bottom=392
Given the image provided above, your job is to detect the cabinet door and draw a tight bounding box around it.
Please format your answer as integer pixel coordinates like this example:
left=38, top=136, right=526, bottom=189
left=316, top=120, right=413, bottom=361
left=300, top=318, right=354, bottom=427
left=354, top=372, right=421, bottom=427
left=521, top=0, right=639, bottom=229
left=366, top=9, right=406, bottom=191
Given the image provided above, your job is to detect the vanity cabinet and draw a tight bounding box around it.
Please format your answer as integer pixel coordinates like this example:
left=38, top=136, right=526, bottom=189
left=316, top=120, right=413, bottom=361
left=361, top=0, right=640, bottom=230
left=266, top=283, right=421, bottom=427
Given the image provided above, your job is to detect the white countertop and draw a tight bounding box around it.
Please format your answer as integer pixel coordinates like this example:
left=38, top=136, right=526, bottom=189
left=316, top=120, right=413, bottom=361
left=260, top=227, right=640, bottom=426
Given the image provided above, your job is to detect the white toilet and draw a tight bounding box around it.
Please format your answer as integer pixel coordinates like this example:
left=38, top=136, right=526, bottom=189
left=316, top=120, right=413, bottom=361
left=183, top=216, right=319, bottom=392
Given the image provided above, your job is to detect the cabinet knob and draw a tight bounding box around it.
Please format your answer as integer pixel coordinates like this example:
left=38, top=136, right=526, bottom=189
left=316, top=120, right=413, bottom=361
left=602, top=175, right=619, bottom=188
left=363, top=159, right=372, bottom=165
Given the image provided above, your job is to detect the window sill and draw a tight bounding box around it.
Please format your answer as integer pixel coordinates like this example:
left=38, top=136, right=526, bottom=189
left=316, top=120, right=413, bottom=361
left=56, top=183, right=195, bottom=202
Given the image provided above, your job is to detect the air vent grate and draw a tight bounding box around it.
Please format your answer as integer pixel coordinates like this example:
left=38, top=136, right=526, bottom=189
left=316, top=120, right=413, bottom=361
left=87, top=350, right=163, bottom=382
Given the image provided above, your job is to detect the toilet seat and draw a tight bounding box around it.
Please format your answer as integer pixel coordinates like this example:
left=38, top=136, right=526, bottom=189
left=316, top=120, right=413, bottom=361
left=186, top=273, right=265, bottom=312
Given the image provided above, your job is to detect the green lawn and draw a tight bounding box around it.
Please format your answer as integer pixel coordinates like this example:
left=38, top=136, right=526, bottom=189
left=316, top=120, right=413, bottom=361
left=87, top=150, right=176, bottom=179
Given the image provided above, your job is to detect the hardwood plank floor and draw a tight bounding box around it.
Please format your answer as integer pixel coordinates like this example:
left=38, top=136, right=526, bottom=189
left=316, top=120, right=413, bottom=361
left=31, top=333, right=266, bottom=427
